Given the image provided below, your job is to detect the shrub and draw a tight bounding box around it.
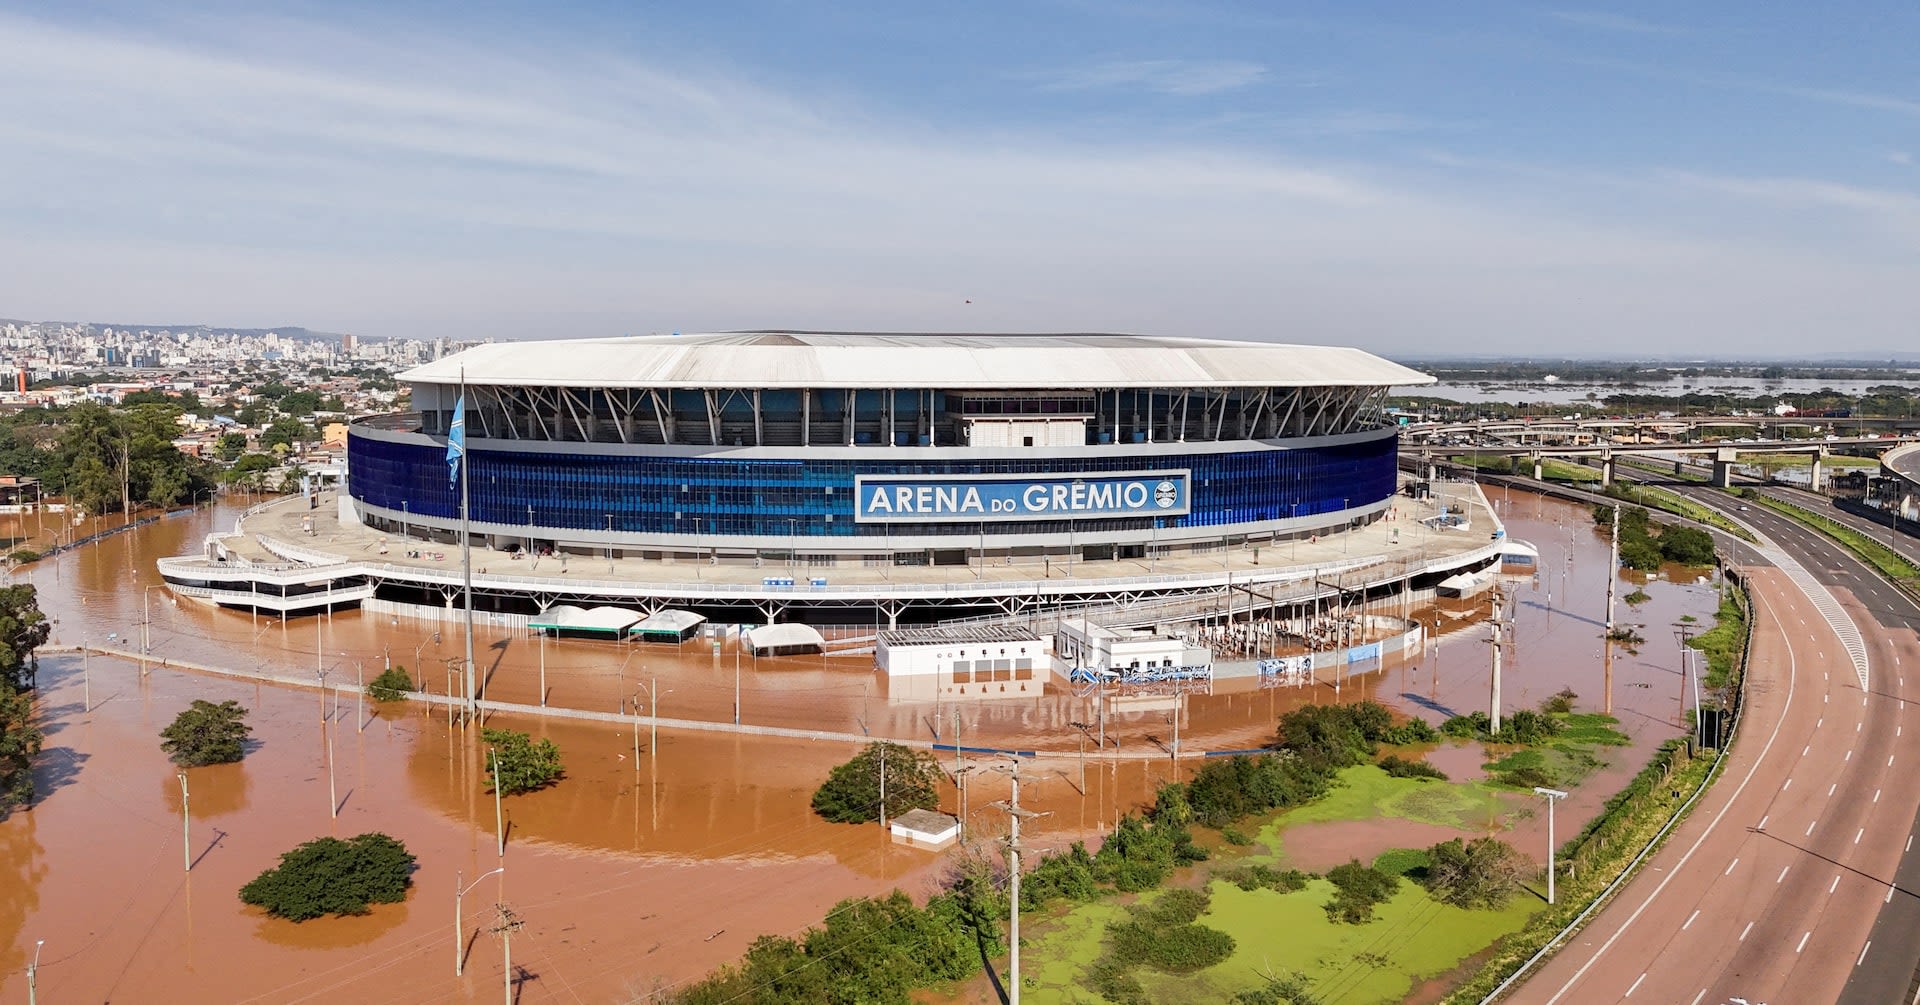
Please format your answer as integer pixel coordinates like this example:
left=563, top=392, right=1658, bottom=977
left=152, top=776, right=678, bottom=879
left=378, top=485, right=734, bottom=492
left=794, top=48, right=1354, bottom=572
left=1185, top=751, right=1336, bottom=827
left=1021, top=842, right=1101, bottom=909
left=365, top=666, right=413, bottom=702
left=1372, top=847, right=1431, bottom=878
left=238, top=832, right=416, bottom=921
left=1275, top=700, right=1404, bottom=768
left=1219, top=863, right=1310, bottom=893
left=8, top=550, right=39, bottom=564
left=1324, top=859, right=1398, bottom=924
left=1623, top=589, right=1650, bottom=606
left=810, top=741, right=942, bottom=824
left=480, top=727, right=564, bottom=795
left=1219, top=825, right=1253, bottom=846
left=1379, top=717, right=1439, bottom=745
left=0, top=682, right=40, bottom=817
left=1540, top=688, right=1579, bottom=714
left=1232, top=971, right=1324, bottom=1005
left=1497, top=765, right=1556, bottom=789
left=1658, top=525, right=1717, bottom=566
left=1422, top=837, right=1526, bottom=909
left=160, top=699, right=252, bottom=766
left=1378, top=754, right=1448, bottom=781
left=1106, top=888, right=1235, bottom=973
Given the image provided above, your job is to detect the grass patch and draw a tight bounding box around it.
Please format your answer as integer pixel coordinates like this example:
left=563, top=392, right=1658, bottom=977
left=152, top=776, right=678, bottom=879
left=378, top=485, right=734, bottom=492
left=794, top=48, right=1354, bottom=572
left=1373, top=847, right=1431, bottom=878
left=1602, top=481, right=1755, bottom=541
left=1248, top=765, right=1512, bottom=850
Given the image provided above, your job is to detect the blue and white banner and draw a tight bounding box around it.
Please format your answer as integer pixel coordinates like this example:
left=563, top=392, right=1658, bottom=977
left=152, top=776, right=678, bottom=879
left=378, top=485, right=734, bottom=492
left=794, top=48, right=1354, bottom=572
left=854, top=470, right=1190, bottom=523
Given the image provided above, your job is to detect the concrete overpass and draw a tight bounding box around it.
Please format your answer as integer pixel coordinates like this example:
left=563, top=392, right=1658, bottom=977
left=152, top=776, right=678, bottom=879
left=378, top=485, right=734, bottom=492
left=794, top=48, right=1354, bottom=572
left=1411, top=435, right=1919, bottom=490
left=1883, top=441, right=1920, bottom=522
left=1403, top=413, right=1920, bottom=445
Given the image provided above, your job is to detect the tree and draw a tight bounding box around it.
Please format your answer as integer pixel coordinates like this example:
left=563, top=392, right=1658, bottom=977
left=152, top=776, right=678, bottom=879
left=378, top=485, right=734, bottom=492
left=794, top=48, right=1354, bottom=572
left=159, top=699, right=253, bottom=766
left=0, top=584, right=52, bottom=692
left=214, top=432, right=248, bottom=462
left=810, top=741, right=943, bottom=824
left=1324, top=859, right=1398, bottom=924
left=481, top=727, right=563, bottom=795
left=0, top=684, right=39, bottom=818
left=260, top=415, right=310, bottom=450
left=1659, top=525, right=1717, bottom=566
left=1422, top=837, right=1527, bottom=909
left=239, top=832, right=417, bottom=921
left=366, top=666, right=414, bottom=702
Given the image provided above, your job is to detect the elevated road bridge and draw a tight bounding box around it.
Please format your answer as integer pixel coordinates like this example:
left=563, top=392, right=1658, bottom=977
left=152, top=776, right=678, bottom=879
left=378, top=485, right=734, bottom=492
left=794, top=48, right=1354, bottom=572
left=1410, top=434, right=1919, bottom=490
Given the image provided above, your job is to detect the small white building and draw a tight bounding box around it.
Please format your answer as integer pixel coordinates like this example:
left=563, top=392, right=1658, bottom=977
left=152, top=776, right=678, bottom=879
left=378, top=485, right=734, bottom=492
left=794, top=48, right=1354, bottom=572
left=889, top=808, right=961, bottom=849
left=1054, top=618, right=1199, bottom=674
left=876, top=625, right=1047, bottom=702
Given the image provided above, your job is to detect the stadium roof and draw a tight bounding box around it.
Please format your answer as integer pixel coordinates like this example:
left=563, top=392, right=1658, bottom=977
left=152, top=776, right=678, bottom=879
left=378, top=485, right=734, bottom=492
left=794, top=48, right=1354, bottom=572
left=400, top=332, right=1432, bottom=390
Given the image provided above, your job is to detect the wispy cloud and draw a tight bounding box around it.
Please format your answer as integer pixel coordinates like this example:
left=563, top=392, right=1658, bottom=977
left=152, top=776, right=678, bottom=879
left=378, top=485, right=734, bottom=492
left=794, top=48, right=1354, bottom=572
left=1891, top=151, right=1915, bottom=167
left=1019, top=58, right=1268, bottom=96
left=1546, top=10, right=1682, bottom=35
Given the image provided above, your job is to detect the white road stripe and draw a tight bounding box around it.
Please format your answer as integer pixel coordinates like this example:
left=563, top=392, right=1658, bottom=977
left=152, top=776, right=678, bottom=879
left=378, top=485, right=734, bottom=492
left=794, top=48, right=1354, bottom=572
left=1861, top=941, right=1873, bottom=966
left=1777, top=865, right=1790, bottom=883
left=1857, top=828, right=1866, bottom=845
left=1798, top=930, right=1812, bottom=953
left=1740, top=921, right=1755, bottom=941
left=1759, top=815, right=1770, bottom=830
left=1808, top=820, right=1818, bottom=836
left=1683, top=909, right=1699, bottom=930
left=1832, top=874, right=1843, bottom=893
left=1725, top=858, right=1739, bottom=876
left=1626, top=972, right=1647, bottom=997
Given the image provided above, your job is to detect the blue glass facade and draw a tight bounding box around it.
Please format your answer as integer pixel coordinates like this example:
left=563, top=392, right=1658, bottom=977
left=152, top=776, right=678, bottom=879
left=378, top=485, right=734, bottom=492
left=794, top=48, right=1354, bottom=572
left=347, top=430, right=1398, bottom=540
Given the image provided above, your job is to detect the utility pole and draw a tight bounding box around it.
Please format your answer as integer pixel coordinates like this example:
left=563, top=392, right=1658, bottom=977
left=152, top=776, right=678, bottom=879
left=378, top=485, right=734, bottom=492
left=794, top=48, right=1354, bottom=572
left=326, top=715, right=337, bottom=819
left=1604, top=505, right=1620, bottom=715
left=1488, top=589, right=1503, bottom=735
left=83, top=640, right=90, bottom=713
left=27, top=939, right=43, bottom=1005
left=1533, top=786, right=1568, bottom=904
left=878, top=743, right=888, bottom=829
left=990, top=762, right=1045, bottom=1005
left=490, top=748, right=505, bottom=858
left=141, top=587, right=151, bottom=676
left=178, top=773, right=191, bottom=872
left=488, top=904, right=525, bottom=1005
left=455, top=866, right=505, bottom=976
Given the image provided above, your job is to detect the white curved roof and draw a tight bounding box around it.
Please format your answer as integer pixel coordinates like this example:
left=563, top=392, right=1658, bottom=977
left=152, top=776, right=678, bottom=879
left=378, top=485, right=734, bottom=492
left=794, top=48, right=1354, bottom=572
left=400, top=332, right=1432, bottom=390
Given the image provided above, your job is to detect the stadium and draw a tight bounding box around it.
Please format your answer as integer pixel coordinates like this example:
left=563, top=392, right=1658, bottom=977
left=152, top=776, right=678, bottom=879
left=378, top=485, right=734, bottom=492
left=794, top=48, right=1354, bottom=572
left=162, top=332, right=1506, bottom=633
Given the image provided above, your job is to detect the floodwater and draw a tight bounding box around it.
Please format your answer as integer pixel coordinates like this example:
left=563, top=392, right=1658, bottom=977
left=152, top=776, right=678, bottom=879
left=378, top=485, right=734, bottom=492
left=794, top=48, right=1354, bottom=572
left=1396, top=376, right=1917, bottom=406
left=0, top=490, right=1717, bottom=1001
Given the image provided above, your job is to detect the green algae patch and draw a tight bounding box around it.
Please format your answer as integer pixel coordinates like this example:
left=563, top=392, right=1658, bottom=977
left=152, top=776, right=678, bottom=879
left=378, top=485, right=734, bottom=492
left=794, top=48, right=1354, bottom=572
left=1246, top=765, right=1513, bottom=858
left=1018, top=877, right=1538, bottom=1005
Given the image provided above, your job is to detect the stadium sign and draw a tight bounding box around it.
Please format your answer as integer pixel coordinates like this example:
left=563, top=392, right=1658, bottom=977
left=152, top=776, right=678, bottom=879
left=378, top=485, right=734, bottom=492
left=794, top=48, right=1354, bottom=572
left=854, top=471, right=1190, bottom=523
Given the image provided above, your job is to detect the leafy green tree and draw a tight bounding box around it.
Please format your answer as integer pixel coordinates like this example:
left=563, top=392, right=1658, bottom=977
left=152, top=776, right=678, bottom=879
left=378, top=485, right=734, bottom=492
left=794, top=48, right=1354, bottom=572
left=481, top=727, right=563, bottom=794
left=366, top=666, right=414, bottom=702
left=1659, top=525, right=1717, bottom=565
left=1324, top=859, right=1398, bottom=924
left=238, top=832, right=417, bottom=921
left=1422, top=837, right=1527, bottom=909
left=159, top=699, right=253, bottom=766
left=277, top=390, right=322, bottom=415
left=0, top=684, right=39, bottom=818
left=0, top=585, right=52, bottom=692
left=214, top=432, right=248, bottom=462
left=810, top=741, right=943, bottom=824
left=260, top=416, right=310, bottom=450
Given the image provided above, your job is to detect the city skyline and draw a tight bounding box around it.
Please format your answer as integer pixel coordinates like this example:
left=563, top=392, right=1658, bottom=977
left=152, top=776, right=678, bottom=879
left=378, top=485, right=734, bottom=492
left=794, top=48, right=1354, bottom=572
left=1, top=2, right=1916, bottom=355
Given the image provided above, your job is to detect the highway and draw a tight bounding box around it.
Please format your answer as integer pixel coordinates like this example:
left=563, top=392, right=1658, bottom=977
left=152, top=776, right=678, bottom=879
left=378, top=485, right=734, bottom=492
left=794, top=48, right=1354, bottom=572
left=1508, top=477, right=1920, bottom=1005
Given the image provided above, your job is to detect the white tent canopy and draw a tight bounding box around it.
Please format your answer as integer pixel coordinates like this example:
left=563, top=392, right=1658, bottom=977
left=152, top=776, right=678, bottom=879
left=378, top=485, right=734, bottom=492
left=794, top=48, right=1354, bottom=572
left=745, top=623, right=825, bottom=654
left=530, top=605, right=643, bottom=634
left=631, top=609, right=707, bottom=640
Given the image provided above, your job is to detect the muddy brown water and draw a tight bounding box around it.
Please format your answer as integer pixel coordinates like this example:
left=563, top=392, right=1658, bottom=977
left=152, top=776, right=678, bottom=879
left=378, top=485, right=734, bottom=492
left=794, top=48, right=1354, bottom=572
left=1, top=493, right=1714, bottom=1001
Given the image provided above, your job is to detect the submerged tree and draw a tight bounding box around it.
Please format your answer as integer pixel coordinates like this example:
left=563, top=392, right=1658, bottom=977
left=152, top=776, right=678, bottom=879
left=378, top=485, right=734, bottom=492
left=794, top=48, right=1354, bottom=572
left=160, top=699, right=253, bottom=766
left=811, top=741, right=943, bottom=824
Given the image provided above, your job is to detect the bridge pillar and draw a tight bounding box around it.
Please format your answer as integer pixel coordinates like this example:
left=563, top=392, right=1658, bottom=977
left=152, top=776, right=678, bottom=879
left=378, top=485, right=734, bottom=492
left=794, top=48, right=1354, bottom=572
left=1600, top=454, right=1615, bottom=489
left=1712, top=446, right=1737, bottom=488
left=1673, top=459, right=1686, bottom=476
left=1531, top=453, right=1544, bottom=481
left=1808, top=449, right=1826, bottom=493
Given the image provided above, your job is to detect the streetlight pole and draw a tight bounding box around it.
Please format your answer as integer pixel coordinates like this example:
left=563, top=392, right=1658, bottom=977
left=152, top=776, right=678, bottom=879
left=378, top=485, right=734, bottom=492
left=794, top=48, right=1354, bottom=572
left=455, top=866, right=506, bottom=976
left=1533, top=786, right=1568, bottom=904
left=490, top=748, right=505, bottom=858
left=733, top=645, right=742, bottom=726
left=27, top=939, right=43, bottom=1005
left=179, top=773, right=191, bottom=872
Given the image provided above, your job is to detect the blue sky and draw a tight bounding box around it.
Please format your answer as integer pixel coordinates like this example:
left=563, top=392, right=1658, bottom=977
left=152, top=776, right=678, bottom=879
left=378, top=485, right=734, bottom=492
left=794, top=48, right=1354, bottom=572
left=0, top=1, right=1916, bottom=356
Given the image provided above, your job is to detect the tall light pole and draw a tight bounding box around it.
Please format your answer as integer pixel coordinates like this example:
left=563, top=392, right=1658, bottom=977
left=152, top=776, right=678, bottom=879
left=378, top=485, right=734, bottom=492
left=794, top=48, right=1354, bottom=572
left=178, top=773, right=191, bottom=872
left=27, top=939, right=43, bottom=1005
left=1533, top=786, right=1568, bottom=904
left=490, top=748, right=505, bottom=858
left=455, top=866, right=505, bottom=976
left=733, top=645, right=742, bottom=726
left=991, top=762, right=1045, bottom=1005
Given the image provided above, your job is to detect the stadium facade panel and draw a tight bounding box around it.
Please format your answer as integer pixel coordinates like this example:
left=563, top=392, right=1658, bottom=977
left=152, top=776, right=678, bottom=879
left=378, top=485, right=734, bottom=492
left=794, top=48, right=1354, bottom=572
left=346, top=332, right=1431, bottom=563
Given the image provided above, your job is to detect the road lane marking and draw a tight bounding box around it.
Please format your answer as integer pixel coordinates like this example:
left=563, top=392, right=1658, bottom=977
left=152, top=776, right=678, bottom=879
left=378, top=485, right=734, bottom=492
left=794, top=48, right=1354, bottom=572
left=1759, top=815, right=1770, bottom=830
left=1725, top=858, right=1739, bottom=876
left=1783, top=778, right=1792, bottom=790
left=1537, top=586, right=1802, bottom=1005
left=1626, top=972, right=1646, bottom=997
left=1798, top=931, right=1812, bottom=953
left=1858, top=721, right=1863, bottom=732
left=1857, top=829, right=1866, bottom=844
left=1888, top=884, right=1897, bottom=903
left=1892, top=755, right=1898, bottom=767
left=1684, top=909, right=1699, bottom=929
left=1832, top=874, right=1842, bottom=893
left=1740, top=921, right=1755, bottom=941
left=1876, top=789, right=1882, bottom=803
left=1777, top=866, right=1790, bottom=883
left=1846, top=750, right=1852, bottom=762
left=1818, top=718, right=1824, bottom=728
left=1688, top=991, right=1705, bottom=1005
left=1808, top=820, right=1818, bottom=836
left=1806, top=745, right=1813, bottom=756
left=1831, top=783, right=1839, bottom=795
left=1861, top=941, right=1873, bottom=966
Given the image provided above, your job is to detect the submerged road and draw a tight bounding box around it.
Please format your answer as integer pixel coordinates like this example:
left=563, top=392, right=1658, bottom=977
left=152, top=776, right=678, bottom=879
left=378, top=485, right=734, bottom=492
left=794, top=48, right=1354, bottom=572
left=1507, top=481, right=1920, bottom=1004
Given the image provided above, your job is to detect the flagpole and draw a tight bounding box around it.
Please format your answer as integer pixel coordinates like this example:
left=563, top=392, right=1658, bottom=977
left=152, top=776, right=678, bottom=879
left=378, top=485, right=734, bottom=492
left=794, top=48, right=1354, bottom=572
left=459, top=367, right=476, bottom=722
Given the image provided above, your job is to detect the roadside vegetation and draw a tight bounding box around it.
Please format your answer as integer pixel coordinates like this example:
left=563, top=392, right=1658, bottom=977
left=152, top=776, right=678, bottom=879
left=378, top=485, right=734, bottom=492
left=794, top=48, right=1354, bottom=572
left=365, top=666, right=414, bottom=702
left=1739, top=490, right=1920, bottom=593
left=1600, top=481, right=1754, bottom=541
left=1593, top=503, right=1717, bottom=569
